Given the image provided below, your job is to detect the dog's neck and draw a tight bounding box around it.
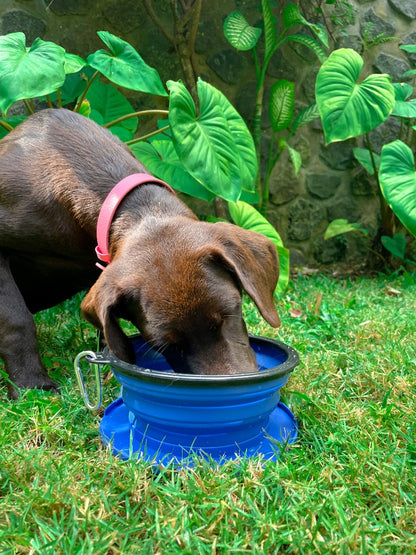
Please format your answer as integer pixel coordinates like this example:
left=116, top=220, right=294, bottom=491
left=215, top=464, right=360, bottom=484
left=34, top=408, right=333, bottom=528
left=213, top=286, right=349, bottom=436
left=95, top=173, right=176, bottom=269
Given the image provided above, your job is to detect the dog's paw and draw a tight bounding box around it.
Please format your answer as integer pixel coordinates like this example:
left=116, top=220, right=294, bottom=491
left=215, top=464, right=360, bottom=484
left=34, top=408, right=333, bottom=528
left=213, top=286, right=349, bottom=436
left=7, top=375, right=59, bottom=400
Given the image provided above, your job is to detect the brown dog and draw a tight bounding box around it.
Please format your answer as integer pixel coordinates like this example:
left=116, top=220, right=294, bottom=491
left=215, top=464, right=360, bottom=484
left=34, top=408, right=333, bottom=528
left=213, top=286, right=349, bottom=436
left=0, top=109, right=280, bottom=399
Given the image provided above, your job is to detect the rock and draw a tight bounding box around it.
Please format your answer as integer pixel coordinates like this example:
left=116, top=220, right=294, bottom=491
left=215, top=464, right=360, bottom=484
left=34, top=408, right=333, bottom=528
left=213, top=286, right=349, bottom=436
left=326, top=196, right=360, bottom=222
left=206, top=49, right=248, bottom=84
left=320, top=140, right=355, bottom=171
left=44, top=0, right=93, bottom=15
left=102, top=0, right=148, bottom=32
left=368, top=118, right=401, bottom=154
left=288, top=249, right=306, bottom=267
left=388, top=0, right=416, bottom=20
left=360, top=8, right=395, bottom=45
left=373, top=52, right=411, bottom=83
left=268, top=53, right=296, bottom=80
left=0, top=10, right=46, bottom=43
left=401, top=31, right=416, bottom=65
left=301, top=68, right=319, bottom=104
left=234, top=81, right=256, bottom=125
left=288, top=198, right=325, bottom=241
left=351, top=170, right=377, bottom=197
left=335, top=34, right=363, bottom=54
left=313, top=236, right=347, bottom=264
left=306, top=173, right=341, bottom=200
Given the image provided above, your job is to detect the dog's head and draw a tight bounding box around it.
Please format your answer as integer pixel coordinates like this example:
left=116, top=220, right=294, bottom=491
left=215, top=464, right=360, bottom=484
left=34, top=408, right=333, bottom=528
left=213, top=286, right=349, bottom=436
left=81, top=220, right=280, bottom=375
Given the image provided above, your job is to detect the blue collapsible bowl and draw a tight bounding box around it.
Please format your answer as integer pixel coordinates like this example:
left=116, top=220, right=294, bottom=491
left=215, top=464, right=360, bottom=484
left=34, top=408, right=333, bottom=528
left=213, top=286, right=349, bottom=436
left=98, top=334, right=299, bottom=464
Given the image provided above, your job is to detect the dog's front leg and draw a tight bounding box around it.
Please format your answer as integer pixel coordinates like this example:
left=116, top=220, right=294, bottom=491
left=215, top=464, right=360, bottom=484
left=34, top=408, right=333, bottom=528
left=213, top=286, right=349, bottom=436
left=0, top=253, right=58, bottom=399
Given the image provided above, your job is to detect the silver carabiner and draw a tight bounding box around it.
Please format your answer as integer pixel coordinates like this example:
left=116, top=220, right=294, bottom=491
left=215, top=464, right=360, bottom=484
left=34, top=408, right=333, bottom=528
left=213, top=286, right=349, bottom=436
left=74, top=351, right=104, bottom=411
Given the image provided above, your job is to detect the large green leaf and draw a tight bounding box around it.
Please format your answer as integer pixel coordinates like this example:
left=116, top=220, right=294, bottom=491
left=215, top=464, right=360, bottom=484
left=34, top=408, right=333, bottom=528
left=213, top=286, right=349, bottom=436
left=316, top=49, right=395, bottom=144
left=0, top=33, right=66, bottom=114
left=379, top=140, right=416, bottom=238
left=223, top=11, right=262, bottom=51
left=130, top=140, right=216, bottom=202
left=85, top=80, right=138, bottom=141
left=269, top=79, right=294, bottom=132
left=87, top=31, right=167, bottom=96
left=228, top=201, right=290, bottom=294
left=167, top=79, right=257, bottom=202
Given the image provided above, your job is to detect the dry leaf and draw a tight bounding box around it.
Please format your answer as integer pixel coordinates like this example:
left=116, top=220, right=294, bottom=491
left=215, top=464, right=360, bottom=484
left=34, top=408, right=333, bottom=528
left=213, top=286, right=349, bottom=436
left=386, top=287, right=402, bottom=296
left=290, top=308, right=304, bottom=318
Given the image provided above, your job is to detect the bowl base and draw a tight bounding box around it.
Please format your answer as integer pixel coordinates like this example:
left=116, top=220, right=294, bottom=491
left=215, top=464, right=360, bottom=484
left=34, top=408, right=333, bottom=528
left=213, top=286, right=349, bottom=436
left=99, top=398, right=298, bottom=465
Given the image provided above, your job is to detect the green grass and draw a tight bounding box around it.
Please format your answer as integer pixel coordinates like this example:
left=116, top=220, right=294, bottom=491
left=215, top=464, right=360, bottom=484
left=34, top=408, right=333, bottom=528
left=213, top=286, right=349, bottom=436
left=0, top=271, right=415, bottom=554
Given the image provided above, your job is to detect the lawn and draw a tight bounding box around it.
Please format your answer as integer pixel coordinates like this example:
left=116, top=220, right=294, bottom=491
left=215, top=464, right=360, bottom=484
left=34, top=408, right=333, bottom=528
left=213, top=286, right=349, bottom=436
left=0, top=270, right=415, bottom=554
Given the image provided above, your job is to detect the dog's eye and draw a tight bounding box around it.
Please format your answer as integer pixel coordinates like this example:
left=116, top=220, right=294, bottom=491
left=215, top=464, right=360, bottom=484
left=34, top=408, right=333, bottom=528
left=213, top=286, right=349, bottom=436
left=209, top=316, right=224, bottom=332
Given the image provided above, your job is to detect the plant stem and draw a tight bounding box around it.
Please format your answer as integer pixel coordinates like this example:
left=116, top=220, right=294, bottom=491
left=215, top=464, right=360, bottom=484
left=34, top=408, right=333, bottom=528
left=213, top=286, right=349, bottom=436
left=253, top=83, right=264, bottom=203
left=0, top=120, right=13, bottom=132
left=23, top=99, right=34, bottom=115
left=365, top=132, right=379, bottom=185
left=366, top=132, right=395, bottom=238
left=74, top=70, right=100, bottom=112
left=126, top=125, right=170, bottom=145
left=104, top=110, right=169, bottom=129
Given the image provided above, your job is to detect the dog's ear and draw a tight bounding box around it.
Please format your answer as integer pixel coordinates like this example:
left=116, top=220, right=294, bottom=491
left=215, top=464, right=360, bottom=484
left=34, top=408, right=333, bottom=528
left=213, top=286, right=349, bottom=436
left=81, top=268, right=136, bottom=363
left=209, top=222, right=281, bottom=327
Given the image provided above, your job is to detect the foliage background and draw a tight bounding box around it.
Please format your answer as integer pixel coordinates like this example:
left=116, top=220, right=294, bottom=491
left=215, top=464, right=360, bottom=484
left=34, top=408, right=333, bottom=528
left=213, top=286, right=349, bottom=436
left=1, top=0, right=416, bottom=266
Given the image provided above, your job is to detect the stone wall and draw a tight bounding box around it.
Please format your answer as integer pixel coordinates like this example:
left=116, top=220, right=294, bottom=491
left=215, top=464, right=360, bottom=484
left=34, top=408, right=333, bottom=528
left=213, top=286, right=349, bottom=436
left=1, top=0, right=415, bottom=266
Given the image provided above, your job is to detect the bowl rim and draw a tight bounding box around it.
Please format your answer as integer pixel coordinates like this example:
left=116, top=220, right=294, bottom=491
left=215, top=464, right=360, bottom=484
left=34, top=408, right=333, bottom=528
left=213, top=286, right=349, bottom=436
left=104, top=334, right=299, bottom=386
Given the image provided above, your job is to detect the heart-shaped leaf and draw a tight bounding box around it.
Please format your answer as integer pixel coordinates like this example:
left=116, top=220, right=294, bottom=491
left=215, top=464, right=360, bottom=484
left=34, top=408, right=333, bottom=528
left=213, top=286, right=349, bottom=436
left=379, top=140, right=416, bottom=238
left=0, top=32, right=66, bottom=114
left=381, top=233, right=406, bottom=259
left=85, top=80, right=138, bottom=141
left=167, top=79, right=257, bottom=202
left=223, top=11, right=262, bottom=51
left=87, top=31, right=167, bottom=96
left=270, top=79, right=294, bottom=132
left=130, top=140, right=216, bottom=202
left=316, top=49, right=395, bottom=144
left=228, top=201, right=290, bottom=294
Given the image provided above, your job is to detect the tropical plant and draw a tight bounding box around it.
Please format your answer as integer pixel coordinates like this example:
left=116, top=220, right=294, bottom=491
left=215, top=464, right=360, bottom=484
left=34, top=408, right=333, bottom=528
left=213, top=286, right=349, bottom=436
left=223, top=0, right=328, bottom=214
left=315, top=46, right=416, bottom=262
left=0, top=30, right=290, bottom=292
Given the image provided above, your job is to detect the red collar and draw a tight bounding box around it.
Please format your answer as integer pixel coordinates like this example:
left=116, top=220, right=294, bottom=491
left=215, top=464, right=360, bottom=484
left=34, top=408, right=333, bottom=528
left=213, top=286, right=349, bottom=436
left=95, top=173, right=175, bottom=269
